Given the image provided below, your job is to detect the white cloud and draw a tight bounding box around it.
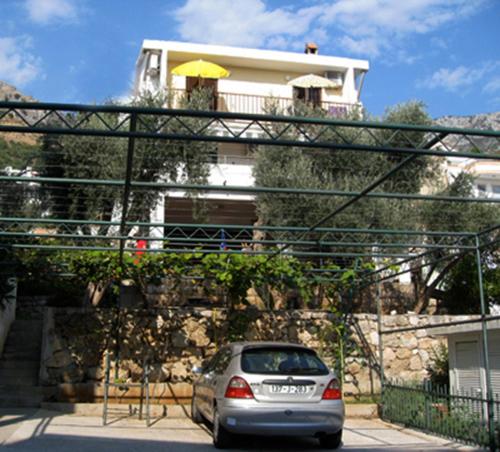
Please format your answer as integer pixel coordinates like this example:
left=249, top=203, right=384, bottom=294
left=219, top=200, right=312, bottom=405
left=0, top=36, right=42, bottom=87
left=25, top=0, right=78, bottom=25
left=419, top=61, right=499, bottom=92
left=484, top=77, right=500, bottom=94
left=174, top=0, right=321, bottom=48
left=320, top=0, right=487, bottom=58
left=172, top=0, right=487, bottom=63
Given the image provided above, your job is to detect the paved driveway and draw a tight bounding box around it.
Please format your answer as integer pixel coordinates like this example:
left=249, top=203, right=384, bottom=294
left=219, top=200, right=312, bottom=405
left=0, top=409, right=479, bottom=451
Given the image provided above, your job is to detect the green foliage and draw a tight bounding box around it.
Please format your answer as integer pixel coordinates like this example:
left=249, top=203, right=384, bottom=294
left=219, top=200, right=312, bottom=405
left=37, top=89, right=215, bottom=233
left=0, top=136, right=40, bottom=169
left=426, top=343, right=449, bottom=387
left=441, top=253, right=500, bottom=314
left=383, top=382, right=497, bottom=448
left=14, top=248, right=84, bottom=304
left=254, top=100, right=437, bottom=234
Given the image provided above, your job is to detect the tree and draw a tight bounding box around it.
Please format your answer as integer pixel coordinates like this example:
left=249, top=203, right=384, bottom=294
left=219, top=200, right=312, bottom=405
left=412, top=172, right=499, bottom=313
left=38, top=89, right=216, bottom=236
left=253, top=100, right=499, bottom=313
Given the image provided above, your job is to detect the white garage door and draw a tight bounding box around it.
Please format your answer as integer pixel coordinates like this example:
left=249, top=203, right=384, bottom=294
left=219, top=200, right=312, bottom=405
left=456, top=341, right=481, bottom=395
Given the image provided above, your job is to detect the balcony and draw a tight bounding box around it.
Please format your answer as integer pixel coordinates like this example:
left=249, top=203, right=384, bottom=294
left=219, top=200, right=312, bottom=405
left=167, top=89, right=360, bottom=117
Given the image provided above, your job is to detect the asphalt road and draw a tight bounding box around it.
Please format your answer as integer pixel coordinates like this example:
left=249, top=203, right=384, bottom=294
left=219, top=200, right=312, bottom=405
left=0, top=409, right=480, bottom=451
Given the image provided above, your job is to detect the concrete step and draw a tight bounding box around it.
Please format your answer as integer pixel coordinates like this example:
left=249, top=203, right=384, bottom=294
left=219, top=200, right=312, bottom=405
left=0, top=375, right=39, bottom=386
left=1, top=348, right=41, bottom=358
left=3, top=340, right=42, bottom=349
left=1, top=351, right=41, bottom=360
left=8, top=320, right=43, bottom=330
left=0, top=360, right=40, bottom=370
left=0, top=385, right=43, bottom=396
left=0, top=367, right=39, bottom=380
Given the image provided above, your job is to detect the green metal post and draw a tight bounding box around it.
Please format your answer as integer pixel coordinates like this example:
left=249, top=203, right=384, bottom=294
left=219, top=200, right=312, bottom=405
left=376, top=282, right=385, bottom=411
left=119, top=112, right=138, bottom=266
left=115, top=113, right=137, bottom=379
left=475, top=235, right=496, bottom=451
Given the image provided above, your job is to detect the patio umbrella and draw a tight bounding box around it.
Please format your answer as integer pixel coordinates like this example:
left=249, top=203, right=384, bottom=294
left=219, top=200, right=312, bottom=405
left=288, top=73, right=339, bottom=88
left=171, top=59, right=230, bottom=79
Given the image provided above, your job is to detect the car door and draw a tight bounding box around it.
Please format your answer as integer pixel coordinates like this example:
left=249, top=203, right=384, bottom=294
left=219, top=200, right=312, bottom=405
left=196, top=352, right=221, bottom=417
left=205, top=348, right=233, bottom=421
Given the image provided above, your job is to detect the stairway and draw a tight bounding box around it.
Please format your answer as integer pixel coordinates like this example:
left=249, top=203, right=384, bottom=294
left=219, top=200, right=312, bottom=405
left=0, top=319, right=43, bottom=407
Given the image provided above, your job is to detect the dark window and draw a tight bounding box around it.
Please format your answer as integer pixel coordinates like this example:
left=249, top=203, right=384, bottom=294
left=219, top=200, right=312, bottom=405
left=293, top=87, right=321, bottom=107
left=241, top=347, right=328, bottom=375
left=186, top=77, right=218, bottom=110
left=214, top=349, right=233, bottom=374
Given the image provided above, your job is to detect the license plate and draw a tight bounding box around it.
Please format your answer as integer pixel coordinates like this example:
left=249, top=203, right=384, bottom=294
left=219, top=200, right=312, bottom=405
left=269, top=384, right=310, bottom=394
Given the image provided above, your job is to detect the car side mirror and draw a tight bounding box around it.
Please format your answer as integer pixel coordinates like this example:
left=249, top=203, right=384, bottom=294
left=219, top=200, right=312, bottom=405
left=192, top=365, right=203, bottom=374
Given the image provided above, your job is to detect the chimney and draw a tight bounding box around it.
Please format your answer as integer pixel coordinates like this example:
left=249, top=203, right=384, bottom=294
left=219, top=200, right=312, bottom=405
left=305, top=42, right=318, bottom=54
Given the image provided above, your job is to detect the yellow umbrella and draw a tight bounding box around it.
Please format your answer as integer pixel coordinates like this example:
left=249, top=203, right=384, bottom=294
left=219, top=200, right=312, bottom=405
left=171, top=59, right=230, bottom=79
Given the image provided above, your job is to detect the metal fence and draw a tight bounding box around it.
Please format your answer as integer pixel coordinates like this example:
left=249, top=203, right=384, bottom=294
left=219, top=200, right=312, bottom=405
left=381, top=380, right=500, bottom=449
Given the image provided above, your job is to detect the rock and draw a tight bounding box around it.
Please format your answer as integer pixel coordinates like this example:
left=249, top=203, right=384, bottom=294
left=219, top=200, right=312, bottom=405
left=418, top=349, right=429, bottom=363
left=190, top=325, right=210, bottom=347
left=396, top=348, right=412, bottom=359
left=410, top=355, right=422, bottom=371
left=45, top=350, right=73, bottom=368
left=401, top=334, right=418, bottom=349
left=369, top=331, right=379, bottom=345
left=172, top=331, right=189, bottom=348
left=86, top=366, right=103, bottom=381
left=396, top=316, right=409, bottom=327
left=61, top=363, right=84, bottom=383
left=383, top=348, right=396, bottom=361
left=409, top=316, right=419, bottom=326
left=170, top=361, right=188, bottom=382
left=347, top=362, right=361, bottom=375
left=416, top=329, right=427, bottom=338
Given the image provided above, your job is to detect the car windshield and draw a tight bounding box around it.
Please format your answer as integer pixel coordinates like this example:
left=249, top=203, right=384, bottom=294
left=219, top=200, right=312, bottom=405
left=241, top=347, right=329, bottom=375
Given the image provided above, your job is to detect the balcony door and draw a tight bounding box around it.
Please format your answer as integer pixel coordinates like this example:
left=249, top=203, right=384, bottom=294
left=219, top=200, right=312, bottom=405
left=186, top=77, right=218, bottom=110
left=293, top=86, right=321, bottom=107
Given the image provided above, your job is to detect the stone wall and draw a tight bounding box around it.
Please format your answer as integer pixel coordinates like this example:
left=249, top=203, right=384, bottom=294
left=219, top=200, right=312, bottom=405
left=0, top=278, right=17, bottom=357
left=39, top=307, right=474, bottom=401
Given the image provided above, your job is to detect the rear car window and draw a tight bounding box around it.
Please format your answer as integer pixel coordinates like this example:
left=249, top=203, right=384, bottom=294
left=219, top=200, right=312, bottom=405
left=241, top=347, right=328, bottom=375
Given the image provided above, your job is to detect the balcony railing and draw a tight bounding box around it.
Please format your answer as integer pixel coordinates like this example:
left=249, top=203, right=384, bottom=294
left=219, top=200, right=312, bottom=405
left=167, top=89, right=360, bottom=117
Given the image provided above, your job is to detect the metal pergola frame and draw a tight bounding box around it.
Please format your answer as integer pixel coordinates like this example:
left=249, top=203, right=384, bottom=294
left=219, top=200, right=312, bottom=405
left=1, top=101, right=499, bottom=448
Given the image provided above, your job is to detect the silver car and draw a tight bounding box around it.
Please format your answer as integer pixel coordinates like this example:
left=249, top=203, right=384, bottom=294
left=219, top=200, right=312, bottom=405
left=191, top=342, right=344, bottom=449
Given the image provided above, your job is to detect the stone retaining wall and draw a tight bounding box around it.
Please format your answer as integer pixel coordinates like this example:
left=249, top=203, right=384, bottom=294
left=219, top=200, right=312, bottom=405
left=39, top=307, right=475, bottom=401
left=0, top=278, right=17, bottom=357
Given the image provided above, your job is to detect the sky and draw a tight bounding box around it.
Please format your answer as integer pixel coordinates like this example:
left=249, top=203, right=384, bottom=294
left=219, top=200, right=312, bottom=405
left=0, top=0, right=499, bottom=118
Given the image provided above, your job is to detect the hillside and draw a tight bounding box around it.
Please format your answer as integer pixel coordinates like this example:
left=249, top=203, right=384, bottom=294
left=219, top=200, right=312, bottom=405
left=0, top=82, right=41, bottom=168
left=434, top=112, right=500, bottom=154
left=0, top=81, right=37, bottom=103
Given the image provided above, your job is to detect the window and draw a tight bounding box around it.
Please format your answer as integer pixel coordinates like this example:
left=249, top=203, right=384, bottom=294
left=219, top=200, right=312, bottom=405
left=477, top=184, right=486, bottom=192
left=492, top=185, right=500, bottom=194
left=186, top=77, right=218, bottom=110
left=204, top=348, right=233, bottom=374
left=241, top=347, right=328, bottom=375
left=293, top=87, right=321, bottom=107
left=214, top=349, right=233, bottom=374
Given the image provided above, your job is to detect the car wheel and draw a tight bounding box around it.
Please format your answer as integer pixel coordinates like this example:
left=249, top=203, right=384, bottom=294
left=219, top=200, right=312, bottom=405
left=212, top=406, right=232, bottom=449
left=319, top=430, right=342, bottom=449
left=191, top=395, right=203, bottom=424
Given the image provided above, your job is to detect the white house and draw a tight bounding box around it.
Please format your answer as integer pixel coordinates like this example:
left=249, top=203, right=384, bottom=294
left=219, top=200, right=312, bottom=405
left=434, top=320, right=500, bottom=398
left=133, top=40, right=369, bottom=242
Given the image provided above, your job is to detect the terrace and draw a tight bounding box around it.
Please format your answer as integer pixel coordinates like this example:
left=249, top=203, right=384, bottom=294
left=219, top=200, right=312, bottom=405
left=166, top=88, right=359, bottom=117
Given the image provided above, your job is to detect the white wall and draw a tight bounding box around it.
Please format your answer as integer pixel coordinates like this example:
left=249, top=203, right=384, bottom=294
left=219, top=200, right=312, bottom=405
left=448, top=329, right=500, bottom=397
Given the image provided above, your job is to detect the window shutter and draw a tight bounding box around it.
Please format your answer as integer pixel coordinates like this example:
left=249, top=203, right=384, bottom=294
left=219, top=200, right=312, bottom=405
left=455, top=341, right=481, bottom=395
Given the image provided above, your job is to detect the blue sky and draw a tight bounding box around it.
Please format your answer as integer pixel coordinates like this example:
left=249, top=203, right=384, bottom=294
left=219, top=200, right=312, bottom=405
left=0, top=0, right=499, bottom=118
